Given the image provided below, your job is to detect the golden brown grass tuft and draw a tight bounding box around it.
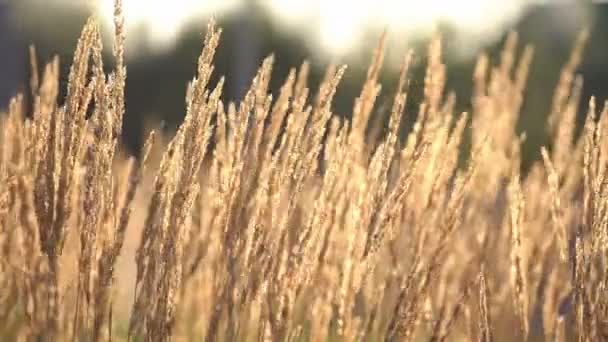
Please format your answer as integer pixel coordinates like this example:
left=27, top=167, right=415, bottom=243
left=1, top=1, right=608, bottom=341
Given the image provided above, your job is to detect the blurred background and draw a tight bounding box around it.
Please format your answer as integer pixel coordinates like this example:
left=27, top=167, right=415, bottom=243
left=0, top=0, right=606, bottom=164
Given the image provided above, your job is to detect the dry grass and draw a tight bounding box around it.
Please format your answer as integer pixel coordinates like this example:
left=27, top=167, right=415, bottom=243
left=1, top=1, right=608, bottom=341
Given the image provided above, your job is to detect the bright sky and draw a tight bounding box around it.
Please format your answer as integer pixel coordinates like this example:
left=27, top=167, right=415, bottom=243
left=262, top=0, right=528, bottom=56
left=94, top=0, right=530, bottom=58
left=96, top=0, right=241, bottom=48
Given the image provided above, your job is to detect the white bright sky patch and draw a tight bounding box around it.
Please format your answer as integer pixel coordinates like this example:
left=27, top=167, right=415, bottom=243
left=95, top=0, right=242, bottom=49
left=262, top=0, right=528, bottom=57
left=94, top=0, right=530, bottom=57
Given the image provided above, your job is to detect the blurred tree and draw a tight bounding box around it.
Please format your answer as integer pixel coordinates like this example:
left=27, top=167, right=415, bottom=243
left=3, top=0, right=605, bottom=167
left=0, top=2, right=23, bottom=109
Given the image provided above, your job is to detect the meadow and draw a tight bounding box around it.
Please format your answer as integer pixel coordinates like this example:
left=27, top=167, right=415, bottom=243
left=1, top=1, right=607, bottom=341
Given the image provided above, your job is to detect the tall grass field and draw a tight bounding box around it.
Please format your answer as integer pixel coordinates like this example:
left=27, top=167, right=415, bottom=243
left=1, top=1, right=607, bottom=341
